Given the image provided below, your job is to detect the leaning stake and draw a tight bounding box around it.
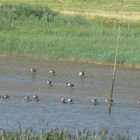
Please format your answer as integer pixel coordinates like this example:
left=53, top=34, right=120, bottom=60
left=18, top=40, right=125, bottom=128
left=108, top=0, right=124, bottom=114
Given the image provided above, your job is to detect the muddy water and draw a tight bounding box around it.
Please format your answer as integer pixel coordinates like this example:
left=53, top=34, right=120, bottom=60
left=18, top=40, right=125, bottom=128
left=0, top=56, right=140, bottom=136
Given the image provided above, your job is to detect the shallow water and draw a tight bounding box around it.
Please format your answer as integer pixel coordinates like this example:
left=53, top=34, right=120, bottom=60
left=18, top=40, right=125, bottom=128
left=0, top=56, right=140, bottom=136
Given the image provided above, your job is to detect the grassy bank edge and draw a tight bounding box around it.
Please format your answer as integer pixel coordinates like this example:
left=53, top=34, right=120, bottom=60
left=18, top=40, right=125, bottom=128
left=1, top=54, right=139, bottom=70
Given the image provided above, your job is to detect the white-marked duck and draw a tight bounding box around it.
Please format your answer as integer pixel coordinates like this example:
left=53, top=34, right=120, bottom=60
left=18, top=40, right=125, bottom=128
left=66, top=82, right=74, bottom=88
left=67, top=98, right=73, bottom=104
left=32, top=95, right=40, bottom=101
left=50, top=69, right=56, bottom=75
left=91, top=98, right=98, bottom=105
left=78, top=71, right=86, bottom=78
left=2, top=95, right=10, bottom=99
left=138, top=98, right=140, bottom=105
left=46, top=80, right=52, bottom=86
left=24, top=96, right=31, bottom=102
left=105, top=96, right=114, bottom=104
left=60, top=96, right=67, bottom=103
left=30, top=68, right=37, bottom=72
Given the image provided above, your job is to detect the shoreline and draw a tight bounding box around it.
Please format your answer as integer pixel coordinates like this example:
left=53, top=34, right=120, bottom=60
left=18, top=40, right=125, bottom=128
left=0, top=54, right=139, bottom=70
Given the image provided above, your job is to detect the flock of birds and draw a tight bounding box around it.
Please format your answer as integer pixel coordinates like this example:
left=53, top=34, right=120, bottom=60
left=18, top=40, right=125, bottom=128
left=0, top=67, right=140, bottom=106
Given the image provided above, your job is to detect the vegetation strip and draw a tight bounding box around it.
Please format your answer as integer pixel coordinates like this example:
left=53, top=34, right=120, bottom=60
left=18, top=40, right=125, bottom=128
left=0, top=3, right=139, bottom=69
left=0, top=128, right=135, bottom=140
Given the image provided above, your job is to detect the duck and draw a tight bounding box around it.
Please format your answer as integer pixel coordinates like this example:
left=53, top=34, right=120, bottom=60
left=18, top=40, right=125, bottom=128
left=66, top=82, right=74, bottom=88
left=23, top=96, right=31, bottom=102
left=91, top=98, right=98, bottom=105
left=67, top=98, right=73, bottom=104
left=138, top=99, right=140, bottom=105
left=60, top=96, right=67, bottom=104
left=32, top=95, right=40, bottom=101
left=2, top=95, right=10, bottom=99
left=78, top=71, right=86, bottom=78
left=105, top=96, right=114, bottom=105
left=30, top=68, right=37, bottom=72
left=46, top=80, right=52, bottom=86
left=50, top=69, right=56, bottom=75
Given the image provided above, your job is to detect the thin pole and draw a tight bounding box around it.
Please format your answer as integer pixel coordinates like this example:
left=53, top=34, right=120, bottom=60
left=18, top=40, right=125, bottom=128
left=108, top=0, right=124, bottom=114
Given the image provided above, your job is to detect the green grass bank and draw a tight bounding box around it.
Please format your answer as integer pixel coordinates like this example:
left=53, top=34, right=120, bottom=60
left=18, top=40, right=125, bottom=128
left=0, top=4, right=140, bottom=68
left=1, top=0, right=140, bottom=12
left=1, top=0, right=140, bottom=22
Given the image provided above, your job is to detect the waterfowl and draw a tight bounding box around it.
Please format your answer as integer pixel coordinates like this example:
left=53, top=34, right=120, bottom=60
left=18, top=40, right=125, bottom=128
left=91, top=98, right=98, bottom=105
left=32, top=95, right=40, bottom=101
left=66, top=82, right=74, bottom=88
left=105, top=96, right=114, bottom=105
left=138, top=99, right=140, bottom=104
left=24, top=96, right=30, bottom=102
left=60, top=96, right=67, bottom=103
left=46, top=80, right=52, bottom=86
left=78, top=71, right=86, bottom=78
left=67, top=98, right=73, bottom=104
left=30, top=68, right=37, bottom=72
left=50, top=69, right=56, bottom=75
left=2, top=95, right=10, bottom=99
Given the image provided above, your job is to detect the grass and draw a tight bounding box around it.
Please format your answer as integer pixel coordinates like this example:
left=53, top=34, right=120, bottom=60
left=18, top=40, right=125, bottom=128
left=1, top=0, right=140, bottom=12
left=0, top=4, right=139, bottom=68
left=1, top=0, right=140, bottom=21
left=0, top=128, right=133, bottom=140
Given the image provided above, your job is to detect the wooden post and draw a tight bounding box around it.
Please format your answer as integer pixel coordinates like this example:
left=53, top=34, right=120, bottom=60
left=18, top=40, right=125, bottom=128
left=108, top=0, right=124, bottom=114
